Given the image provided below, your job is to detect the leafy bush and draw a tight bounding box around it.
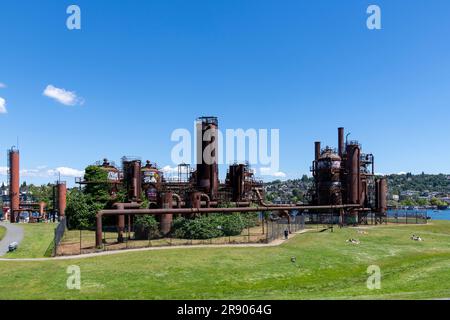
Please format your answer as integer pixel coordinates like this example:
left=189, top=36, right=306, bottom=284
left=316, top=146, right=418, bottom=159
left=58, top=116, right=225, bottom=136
left=171, top=213, right=255, bottom=239
left=217, top=214, right=245, bottom=236
left=172, top=216, right=223, bottom=239
left=134, top=215, right=160, bottom=240
left=241, top=212, right=259, bottom=228
left=65, top=190, right=99, bottom=229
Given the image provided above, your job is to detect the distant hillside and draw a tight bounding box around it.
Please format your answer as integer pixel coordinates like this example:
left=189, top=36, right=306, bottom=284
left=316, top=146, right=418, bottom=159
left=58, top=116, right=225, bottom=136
left=264, top=173, right=450, bottom=203
left=385, top=173, right=450, bottom=195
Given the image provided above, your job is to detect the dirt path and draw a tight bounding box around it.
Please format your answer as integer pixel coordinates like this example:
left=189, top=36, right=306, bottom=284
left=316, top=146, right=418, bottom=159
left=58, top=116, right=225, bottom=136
left=0, top=222, right=24, bottom=256
left=0, top=229, right=310, bottom=262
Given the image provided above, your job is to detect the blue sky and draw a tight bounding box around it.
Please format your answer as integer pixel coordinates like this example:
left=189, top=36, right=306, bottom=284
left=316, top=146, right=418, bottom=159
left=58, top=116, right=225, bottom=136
left=1, top=0, right=450, bottom=186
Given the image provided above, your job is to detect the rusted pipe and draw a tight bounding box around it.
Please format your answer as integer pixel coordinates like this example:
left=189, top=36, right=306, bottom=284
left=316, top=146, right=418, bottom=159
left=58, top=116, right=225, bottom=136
left=98, top=204, right=361, bottom=217
left=95, top=204, right=361, bottom=247
left=96, top=214, right=103, bottom=248
left=160, top=192, right=173, bottom=235
left=113, top=202, right=141, bottom=209
left=117, top=203, right=125, bottom=243
left=200, top=193, right=210, bottom=208
left=172, top=193, right=182, bottom=208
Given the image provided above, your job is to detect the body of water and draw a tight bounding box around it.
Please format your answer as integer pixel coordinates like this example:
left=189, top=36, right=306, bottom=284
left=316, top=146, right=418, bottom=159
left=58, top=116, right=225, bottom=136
left=388, top=209, right=450, bottom=221
left=425, top=209, right=450, bottom=221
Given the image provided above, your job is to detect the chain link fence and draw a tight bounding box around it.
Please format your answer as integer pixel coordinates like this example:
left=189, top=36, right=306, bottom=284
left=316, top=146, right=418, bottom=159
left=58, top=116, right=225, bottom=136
left=55, top=214, right=306, bottom=256
left=51, top=217, right=67, bottom=256
left=386, top=209, right=428, bottom=224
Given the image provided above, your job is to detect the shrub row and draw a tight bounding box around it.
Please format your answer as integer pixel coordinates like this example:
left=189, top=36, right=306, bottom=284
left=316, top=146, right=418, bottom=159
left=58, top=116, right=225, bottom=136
left=171, top=213, right=259, bottom=240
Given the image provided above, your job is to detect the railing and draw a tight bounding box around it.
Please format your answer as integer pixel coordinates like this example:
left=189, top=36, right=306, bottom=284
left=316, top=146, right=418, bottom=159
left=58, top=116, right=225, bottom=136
left=387, top=209, right=428, bottom=224
left=51, top=217, right=67, bottom=257
left=55, top=215, right=306, bottom=256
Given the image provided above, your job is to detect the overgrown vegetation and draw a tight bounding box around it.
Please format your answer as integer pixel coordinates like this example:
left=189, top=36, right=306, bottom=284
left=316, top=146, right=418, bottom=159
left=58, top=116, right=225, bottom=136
left=65, top=189, right=103, bottom=229
left=133, top=215, right=159, bottom=240
left=172, top=213, right=259, bottom=239
left=65, top=166, right=117, bottom=230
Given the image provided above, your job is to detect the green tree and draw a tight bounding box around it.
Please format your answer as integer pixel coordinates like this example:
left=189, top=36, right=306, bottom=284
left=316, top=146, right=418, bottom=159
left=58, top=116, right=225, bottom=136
left=65, top=189, right=96, bottom=229
left=83, top=165, right=111, bottom=202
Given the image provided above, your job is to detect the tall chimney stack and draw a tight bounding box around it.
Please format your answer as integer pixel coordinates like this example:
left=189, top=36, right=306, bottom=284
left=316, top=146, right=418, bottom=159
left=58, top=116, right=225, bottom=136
left=314, top=141, right=321, bottom=162
left=338, top=127, right=345, bottom=157
left=57, top=181, right=67, bottom=218
left=8, top=148, right=20, bottom=223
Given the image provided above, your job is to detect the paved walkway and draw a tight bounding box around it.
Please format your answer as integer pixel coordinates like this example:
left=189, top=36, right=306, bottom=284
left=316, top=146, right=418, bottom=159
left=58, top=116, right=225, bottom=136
left=0, top=222, right=24, bottom=256
left=0, top=229, right=309, bottom=262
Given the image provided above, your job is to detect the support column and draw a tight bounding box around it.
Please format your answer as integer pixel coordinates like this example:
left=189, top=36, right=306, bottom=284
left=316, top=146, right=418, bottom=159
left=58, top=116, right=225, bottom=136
left=96, top=215, right=103, bottom=248
left=160, top=192, right=173, bottom=235
left=117, top=204, right=125, bottom=243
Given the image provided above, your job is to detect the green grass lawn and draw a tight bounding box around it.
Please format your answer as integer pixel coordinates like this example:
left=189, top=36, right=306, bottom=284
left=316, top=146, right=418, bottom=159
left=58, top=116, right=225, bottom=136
left=4, top=223, right=56, bottom=258
left=0, top=221, right=450, bottom=299
left=0, top=226, right=5, bottom=241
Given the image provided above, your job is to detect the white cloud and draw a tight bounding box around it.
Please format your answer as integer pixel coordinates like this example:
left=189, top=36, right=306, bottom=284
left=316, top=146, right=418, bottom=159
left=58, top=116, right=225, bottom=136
left=51, top=167, right=85, bottom=177
left=0, top=97, right=7, bottom=113
left=161, top=165, right=178, bottom=174
left=259, top=167, right=287, bottom=178
left=43, top=84, right=84, bottom=106
left=0, top=165, right=84, bottom=178
left=0, top=83, right=6, bottom=88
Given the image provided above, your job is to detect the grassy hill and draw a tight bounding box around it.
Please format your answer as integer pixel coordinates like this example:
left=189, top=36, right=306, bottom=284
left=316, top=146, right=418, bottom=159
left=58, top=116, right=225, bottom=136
left=0, top=226, right=5, bottom=241
left=4, top=223, right=55, bottom=258
left=0, top=221, right=450, bottom=299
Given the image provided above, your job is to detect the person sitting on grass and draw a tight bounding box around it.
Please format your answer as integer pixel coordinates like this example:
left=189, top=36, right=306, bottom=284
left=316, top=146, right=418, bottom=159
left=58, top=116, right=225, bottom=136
left=346, top=238, right=360, bottom=244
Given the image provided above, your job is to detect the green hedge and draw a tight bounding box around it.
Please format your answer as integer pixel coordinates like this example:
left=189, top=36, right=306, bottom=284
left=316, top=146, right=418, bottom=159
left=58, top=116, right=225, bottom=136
left=134, top=215, right=160, bottom=240
left=172, top=213, right=259, bottom=239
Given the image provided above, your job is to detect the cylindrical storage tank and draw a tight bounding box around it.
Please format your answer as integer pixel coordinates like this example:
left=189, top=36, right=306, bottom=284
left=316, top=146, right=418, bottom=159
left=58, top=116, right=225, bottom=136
left=159, top=192, right=173, bottom=235
left=346, top=144, right=361, bottom=205
left=196, top=117, right=219, bottom=200
left=39, top=202, right=46, bottom=219
left=122, top=159, right=142, bottom=202
left=99, top=159, right=120, bottom=198
left=190, top=191, right=202, bottom=209
left=227, top=164, right=245, bottom=202
left=101, top=159, right=120, bottom=182
left=133, top=161, right=142, bottom=201
left=378, top=178, right=387, bottom=215
left=57, top=182, right=67, bottom=218
left=360, top=177, right=367, bottom=207
left=141, top=161, right=162, bottom=203
left=316, top=148, right=342, bottom=205
left=9, top=149, right=20, bottom=223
